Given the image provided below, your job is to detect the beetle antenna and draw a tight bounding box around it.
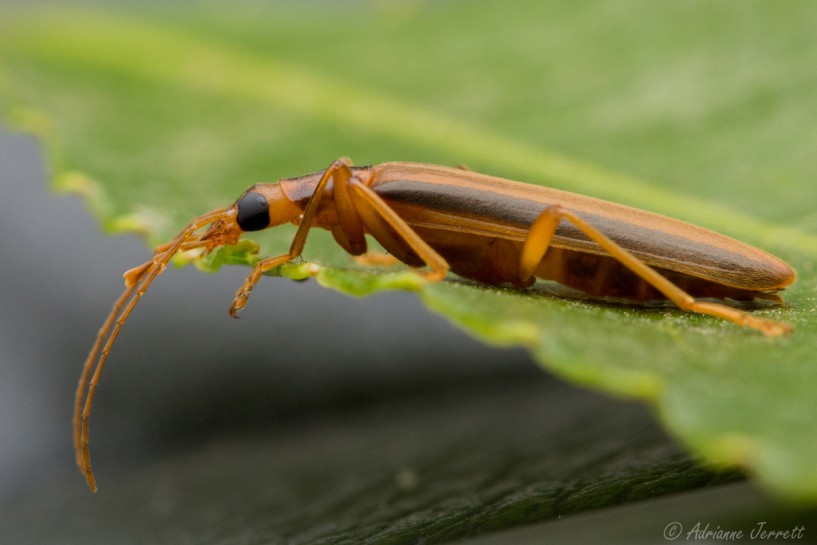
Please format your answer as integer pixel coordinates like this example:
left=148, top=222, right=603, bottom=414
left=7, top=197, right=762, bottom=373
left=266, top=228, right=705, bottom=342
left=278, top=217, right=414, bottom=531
left=73, top=207, right=235, bottom=492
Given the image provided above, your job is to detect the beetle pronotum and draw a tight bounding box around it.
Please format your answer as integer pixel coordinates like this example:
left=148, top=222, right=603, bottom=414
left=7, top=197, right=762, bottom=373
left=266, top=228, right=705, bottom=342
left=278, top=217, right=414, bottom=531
left=75, top=158, right=795, bottom=491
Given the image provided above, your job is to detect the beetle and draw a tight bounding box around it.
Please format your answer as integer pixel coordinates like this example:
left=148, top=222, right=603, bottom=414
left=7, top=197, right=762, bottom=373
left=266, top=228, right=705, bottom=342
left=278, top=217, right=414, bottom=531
left=74, top=158, right=796, bottom=491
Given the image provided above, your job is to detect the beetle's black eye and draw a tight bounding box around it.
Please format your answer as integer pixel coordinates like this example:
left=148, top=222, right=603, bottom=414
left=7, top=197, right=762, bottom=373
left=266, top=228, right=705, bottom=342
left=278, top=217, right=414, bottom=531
left=236, top=191, right=270, bottom=231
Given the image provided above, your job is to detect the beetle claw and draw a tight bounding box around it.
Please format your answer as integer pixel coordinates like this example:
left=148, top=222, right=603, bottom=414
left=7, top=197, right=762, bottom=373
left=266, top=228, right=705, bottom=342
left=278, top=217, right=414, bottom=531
left=229, top=288, right=251, bottom=318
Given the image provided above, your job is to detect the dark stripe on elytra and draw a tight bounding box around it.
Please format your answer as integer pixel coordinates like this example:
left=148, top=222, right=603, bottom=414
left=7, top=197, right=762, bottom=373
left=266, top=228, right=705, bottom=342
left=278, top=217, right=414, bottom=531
left=375, top=179, right=766, bottom=277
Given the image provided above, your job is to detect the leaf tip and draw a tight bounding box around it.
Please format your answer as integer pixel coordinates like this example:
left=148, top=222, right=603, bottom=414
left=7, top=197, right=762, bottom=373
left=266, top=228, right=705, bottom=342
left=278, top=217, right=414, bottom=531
left=5, top=106, right=54, bottom=139
left=55, top=170, right=98, bottom=196
left=106, top=213, right=153, bottom=236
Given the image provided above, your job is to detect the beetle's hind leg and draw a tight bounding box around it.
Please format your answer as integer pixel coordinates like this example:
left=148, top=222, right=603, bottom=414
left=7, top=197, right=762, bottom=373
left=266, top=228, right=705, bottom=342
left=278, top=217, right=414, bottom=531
left=517, top=206, right=792, bottom=336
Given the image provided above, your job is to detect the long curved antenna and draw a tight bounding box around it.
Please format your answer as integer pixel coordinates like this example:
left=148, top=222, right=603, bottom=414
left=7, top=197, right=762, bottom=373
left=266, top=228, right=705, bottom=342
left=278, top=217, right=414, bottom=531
left=73, top=207, right=235, bottom=492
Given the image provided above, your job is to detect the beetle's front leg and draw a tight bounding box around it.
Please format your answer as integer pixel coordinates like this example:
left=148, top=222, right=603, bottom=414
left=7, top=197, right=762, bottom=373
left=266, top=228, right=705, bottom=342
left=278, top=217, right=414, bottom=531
left=229, top=157, right=355, bottom=317
left=229, top=254, right=296, bottom=317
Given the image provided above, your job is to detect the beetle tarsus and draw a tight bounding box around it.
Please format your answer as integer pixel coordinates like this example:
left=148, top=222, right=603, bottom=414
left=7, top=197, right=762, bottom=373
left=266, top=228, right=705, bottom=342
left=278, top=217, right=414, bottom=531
left=229, top=291, right=249, bottom=318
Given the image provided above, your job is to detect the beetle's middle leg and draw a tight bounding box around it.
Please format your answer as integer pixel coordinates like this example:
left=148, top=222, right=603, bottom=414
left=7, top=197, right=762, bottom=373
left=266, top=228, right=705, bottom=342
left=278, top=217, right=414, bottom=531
left=348, top=179, right=449, bottom=282
left=517, top=206, right=792, bottom=336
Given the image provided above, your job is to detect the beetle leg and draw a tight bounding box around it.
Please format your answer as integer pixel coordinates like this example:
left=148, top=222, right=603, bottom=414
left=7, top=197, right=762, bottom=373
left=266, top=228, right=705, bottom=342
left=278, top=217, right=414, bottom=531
left=229, top=253, right=296, bottom=317
left=518, top=206, right=791, bottom=336
left=348, top=179, right=449, bottom=281
left=332, top=161, right=367, bottom=256
left=229, top=158, right=357, bottom=316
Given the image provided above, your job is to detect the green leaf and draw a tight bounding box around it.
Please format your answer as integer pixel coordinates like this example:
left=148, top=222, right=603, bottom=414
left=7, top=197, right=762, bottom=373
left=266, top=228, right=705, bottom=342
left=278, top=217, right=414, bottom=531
left=2, top=0, right=817, bottom=507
